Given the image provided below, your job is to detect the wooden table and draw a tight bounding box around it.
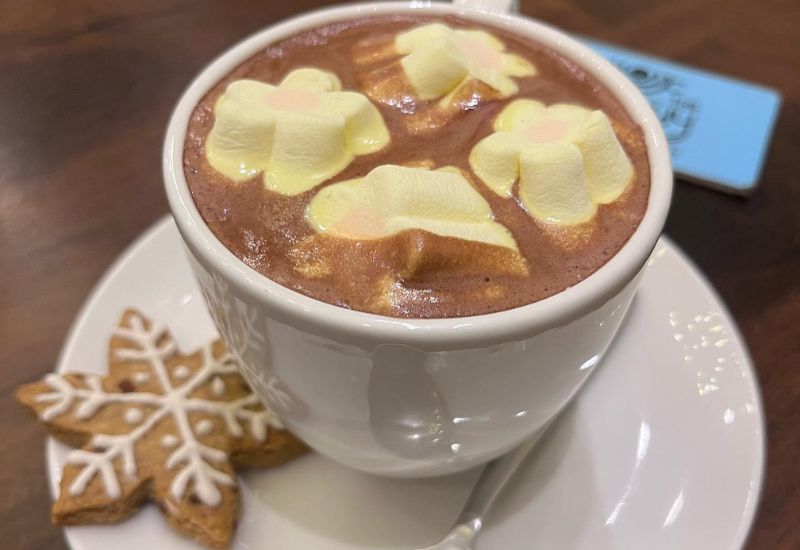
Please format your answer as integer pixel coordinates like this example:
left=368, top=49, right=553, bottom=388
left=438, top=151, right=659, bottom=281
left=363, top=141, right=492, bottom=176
left=1, top=1, right=797, bottom=548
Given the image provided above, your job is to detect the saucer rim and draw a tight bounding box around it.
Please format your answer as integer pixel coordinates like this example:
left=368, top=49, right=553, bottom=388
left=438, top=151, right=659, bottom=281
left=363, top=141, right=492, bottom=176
left=45, top=215, right=765, bottom=550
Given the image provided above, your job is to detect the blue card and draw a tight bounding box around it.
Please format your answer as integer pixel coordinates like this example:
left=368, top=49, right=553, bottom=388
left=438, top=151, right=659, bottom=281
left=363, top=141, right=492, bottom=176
left=584, top=39, right=782, bottom=195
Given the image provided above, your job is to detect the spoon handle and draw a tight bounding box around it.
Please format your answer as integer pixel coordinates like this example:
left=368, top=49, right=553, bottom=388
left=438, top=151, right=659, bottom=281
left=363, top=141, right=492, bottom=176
left=415, top=424, right=551, bottom=550
left=455, top=424, right=548, bottom=532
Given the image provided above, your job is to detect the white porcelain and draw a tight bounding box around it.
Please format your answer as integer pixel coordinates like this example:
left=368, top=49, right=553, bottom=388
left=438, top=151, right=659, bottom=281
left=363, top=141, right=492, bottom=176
left=47, top=218, right=763, bottom=550
left=162, top=0, right=673, bottom=475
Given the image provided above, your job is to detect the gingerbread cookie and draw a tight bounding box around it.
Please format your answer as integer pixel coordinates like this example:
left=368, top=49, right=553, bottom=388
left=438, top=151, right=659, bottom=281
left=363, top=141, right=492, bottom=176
left=17, top=309, right=308, bottom=549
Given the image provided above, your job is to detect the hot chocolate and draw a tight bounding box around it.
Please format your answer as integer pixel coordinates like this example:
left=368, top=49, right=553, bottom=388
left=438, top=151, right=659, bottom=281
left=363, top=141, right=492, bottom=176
left=184, top=15, right=650, bottom=318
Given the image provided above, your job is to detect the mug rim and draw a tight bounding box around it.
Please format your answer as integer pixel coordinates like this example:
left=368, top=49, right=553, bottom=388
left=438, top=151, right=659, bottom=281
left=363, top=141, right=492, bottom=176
left=163, top=1, right=672, bottom=348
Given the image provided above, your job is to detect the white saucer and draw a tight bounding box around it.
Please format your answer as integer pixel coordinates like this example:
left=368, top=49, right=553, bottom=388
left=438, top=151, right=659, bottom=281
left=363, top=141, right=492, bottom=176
left=47, top=216, right=764, bottom=550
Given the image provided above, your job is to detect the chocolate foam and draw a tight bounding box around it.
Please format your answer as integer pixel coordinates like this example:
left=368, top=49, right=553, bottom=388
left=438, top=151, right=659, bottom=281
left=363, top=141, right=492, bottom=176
left=184, top=15, right=650, bottom=318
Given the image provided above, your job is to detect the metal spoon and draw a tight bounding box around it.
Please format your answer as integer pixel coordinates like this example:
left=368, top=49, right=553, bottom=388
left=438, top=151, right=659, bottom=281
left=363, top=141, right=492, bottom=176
left=416, top=425, right=548, bottom=550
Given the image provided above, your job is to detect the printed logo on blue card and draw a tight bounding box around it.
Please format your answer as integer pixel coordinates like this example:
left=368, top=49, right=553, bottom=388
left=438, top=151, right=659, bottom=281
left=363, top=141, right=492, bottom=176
left=584, top=39, right=782, bottom=194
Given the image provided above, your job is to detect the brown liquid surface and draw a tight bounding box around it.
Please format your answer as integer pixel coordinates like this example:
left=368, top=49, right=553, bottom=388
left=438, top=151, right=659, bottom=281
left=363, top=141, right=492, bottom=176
left=184, top=15, right=650, bottom=318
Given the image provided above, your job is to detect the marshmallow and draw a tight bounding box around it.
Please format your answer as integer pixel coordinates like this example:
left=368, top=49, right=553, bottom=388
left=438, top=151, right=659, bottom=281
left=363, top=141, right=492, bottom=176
left=306, top=165, right=519, bottom=251
left=395, top=23, right=536, bottom=103
left=206, top=68, right=390, bottom=195
left=469, top=100, right=634, bottom=224
left=518, top=144, right=596, bottom=225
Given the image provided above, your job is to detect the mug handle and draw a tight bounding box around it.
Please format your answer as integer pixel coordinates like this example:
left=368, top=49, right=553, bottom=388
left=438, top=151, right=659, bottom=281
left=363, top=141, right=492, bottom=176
left=452, top=0, right=519, bottom=14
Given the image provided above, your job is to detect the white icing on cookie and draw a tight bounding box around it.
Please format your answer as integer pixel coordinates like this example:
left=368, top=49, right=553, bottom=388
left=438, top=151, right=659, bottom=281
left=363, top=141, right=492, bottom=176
left=195, top=419, right=213, bottom=436
left=173, top=365, right=191, bottom=380
left=124, top=408, right=144, bottom=424
left=33, top=313, right=284, bottom=506
left=133, top=372, right=150, bottom=384
left=210, top=376, right=225, bottom=396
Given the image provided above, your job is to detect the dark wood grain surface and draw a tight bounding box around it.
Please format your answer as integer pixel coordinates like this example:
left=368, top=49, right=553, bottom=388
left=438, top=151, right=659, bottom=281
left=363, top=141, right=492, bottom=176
left=1, top=1, right=797, bottom=548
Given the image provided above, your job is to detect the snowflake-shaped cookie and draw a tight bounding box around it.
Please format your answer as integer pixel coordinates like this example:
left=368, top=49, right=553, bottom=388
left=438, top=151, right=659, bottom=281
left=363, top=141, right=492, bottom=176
left=469, top=99, right=634, bottom=225
left=206, top=67, right=390, bottom=195
left=16, top=310, right=307, bottom=549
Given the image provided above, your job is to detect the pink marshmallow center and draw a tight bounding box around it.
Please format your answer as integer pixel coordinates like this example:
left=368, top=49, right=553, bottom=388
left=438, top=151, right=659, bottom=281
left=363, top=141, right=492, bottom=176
left=523, top=118, right=570, bottom=143
left=455, top=36, right=502, bottom=69
left=331, top=207, right=385, bottom=238
left=265, top=88, right=320, bottom=111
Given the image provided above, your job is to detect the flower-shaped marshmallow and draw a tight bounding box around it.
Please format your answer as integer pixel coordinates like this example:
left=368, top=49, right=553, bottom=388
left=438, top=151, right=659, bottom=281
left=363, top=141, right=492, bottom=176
left=395, top=23, right=536, bottom=103
left=469, top=100, right=634, bottom=225
left=206, top=68, right=390, bottom=195
left=306, top=164, right=518, bottom=251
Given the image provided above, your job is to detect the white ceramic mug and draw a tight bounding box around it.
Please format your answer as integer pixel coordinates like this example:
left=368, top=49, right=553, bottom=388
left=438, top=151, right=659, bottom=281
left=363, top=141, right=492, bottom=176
left=163, top=0, right=672, bottom=477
